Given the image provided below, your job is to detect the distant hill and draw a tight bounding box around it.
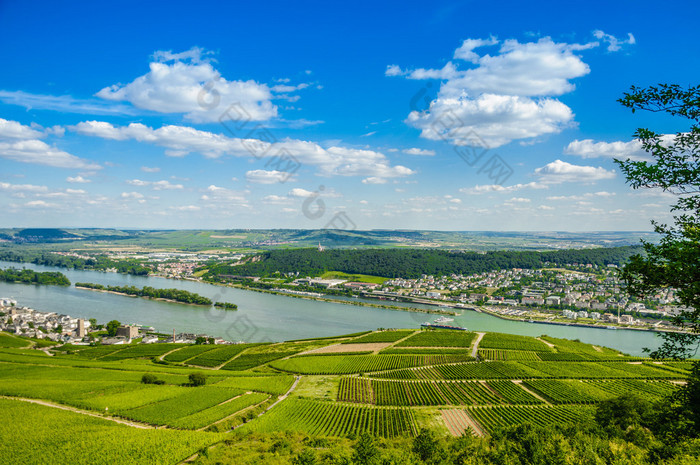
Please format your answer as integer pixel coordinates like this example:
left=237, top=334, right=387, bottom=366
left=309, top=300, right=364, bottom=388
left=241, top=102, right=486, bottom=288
left=16, top=229, right=81, bottom=242
left=204, top=246, right=644, bottom=279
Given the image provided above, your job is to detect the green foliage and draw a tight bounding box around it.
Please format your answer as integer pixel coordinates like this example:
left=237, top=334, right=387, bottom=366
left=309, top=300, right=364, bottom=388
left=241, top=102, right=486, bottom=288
left=141, top=373, right=164, bottom=385
left=0, top=249, right=151, bottom=275
left=213, top=302, right=238, bottom=310
left=189, top=372, right=206, bottom=386
left=0, top=267, right=70, bottom=286
left=164, top=344, right=219, bottom=362
left=352, top=432, right=379, bottom=465
left=105, top=320, right=121, bottom=337
left=187, top=343, right=260, bottom=367
left=214, top=375, right=295, bottom=396
left=615, top=84, right=700, bottom=359
left=595, top=394, right=654, bottom=432
left=0, top=398, right=226, bottom=465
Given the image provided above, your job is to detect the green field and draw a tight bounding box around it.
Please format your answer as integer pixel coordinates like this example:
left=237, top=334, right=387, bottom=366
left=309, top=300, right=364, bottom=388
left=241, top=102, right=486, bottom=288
left=0, top=329, right=693, bottom=464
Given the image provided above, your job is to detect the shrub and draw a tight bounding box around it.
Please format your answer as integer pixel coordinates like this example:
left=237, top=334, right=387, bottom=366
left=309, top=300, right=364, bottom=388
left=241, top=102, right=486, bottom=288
left=189, top=373, right=206, bottom=386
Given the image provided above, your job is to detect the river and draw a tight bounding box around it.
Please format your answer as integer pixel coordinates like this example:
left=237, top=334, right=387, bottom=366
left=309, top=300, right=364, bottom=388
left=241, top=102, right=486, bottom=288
left=0, top=261, right=661, bottom=355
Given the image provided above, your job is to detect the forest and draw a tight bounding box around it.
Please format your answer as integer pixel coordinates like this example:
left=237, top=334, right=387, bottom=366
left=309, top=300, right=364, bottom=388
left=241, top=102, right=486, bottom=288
left=75, top=283, right=213, bottom=305
left=202, top=246, right=643, bottom=280
left=0, top=268, right=70, bottom=286
left=0, top=249, right=151, bottom=275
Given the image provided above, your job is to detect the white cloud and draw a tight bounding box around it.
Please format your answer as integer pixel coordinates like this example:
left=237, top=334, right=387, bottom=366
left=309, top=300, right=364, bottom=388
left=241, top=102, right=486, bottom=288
left=593, top=30, right=636, bottom=52
left=362, top=177, right=388, bottom=184
left=564, top=138, right=661, bottom=162
left=74, top=121, right=414, bottom=180
left=245, top=169, right=295, bottom=184
left=390, top=37, right=603, bottom=148
left=288, top=188, right=315, bottom=198
left=0, top=182, right=48, bottom=193
left=96, top=47, right=277, bottom=123
left=201, top=185, right=249, bottom=207
left=66, top=175, right=91, bottom=183
left=126, top=179, right=183, bottom=190
left=261, top=194, right=292, bottom=205
left=538, top=205, right=555, bottom=210
left=121, top=192, right=145, bottom=199
left=0, top=118, right=101, bottom=170
left=534, top=159, right=615, bottom=184
left=460, top=182, right=546, bottom=194
left=171, top=205, right=201, bottom=211
left=402, top=148, right=436, bottom=156
left=508, top=197, right=531, bottom=203
left=141, top=166, right=161, bottom=173
left=0, top=118, right=44, bottom=139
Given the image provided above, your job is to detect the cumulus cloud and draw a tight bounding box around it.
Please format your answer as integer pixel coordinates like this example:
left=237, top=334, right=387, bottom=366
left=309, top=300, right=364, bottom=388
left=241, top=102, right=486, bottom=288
left=460, top=182, right=546, bottom=194
left=66, top=175, right=91, bottom=183
left=362, top=177, right=388, bottom=184
left=245, top=169, right=296, bottom=184
left=74, top=121, right=414, bottom=180
left=402, top=147, right=436, bottom=156
left=564, top=138, right=664, bottom=162
left=0, top=118, right=101, bottom=170
left=0, top=182, right=49, bottom=193
left=534, top=159, right=615, bottom=184
left=126, top=179, right=183, bottom=190
left=388, top=36, right=618, bottom=148
left=141, top=166, right=161, bottom=173
left=96, top=47, right=277, bottom=123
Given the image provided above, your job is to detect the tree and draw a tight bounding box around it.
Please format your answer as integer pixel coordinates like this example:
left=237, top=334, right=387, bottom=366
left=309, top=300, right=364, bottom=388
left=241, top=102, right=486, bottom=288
left=412, top=428, right=443, bottom=464
left=189, top=372, right=206, bottom=386
left=351, top=432, right=379, bottom=465
left=595, top=394, right=653, bottom=432
left=291, top=449, right=316, bottom=465
left=106, top=320, right=121, bottom=337
left=89, top=318, right=97, bottom=328
left=195, top=336, right=207, bottom=345
left=615, top=84, right=700, bottom=359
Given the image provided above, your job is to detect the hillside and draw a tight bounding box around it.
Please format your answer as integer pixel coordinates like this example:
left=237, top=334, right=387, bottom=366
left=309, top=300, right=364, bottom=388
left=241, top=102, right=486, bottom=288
left=202, top=246, right=643, bottom=279
left=0, top=328, right=696, bottom=464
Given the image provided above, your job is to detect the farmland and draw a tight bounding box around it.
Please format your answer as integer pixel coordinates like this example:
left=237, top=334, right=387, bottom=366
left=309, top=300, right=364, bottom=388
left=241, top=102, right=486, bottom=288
left=0, top=328, right=693, bottom=464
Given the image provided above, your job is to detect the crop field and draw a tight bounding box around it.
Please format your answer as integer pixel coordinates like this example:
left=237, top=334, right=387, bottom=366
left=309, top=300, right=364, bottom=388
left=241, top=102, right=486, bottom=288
left=583, top=379, right=678, bottom=399
left=0, top=332, right=31, bottom=348
left=486, top=380, right=544, bottom=404
left=478, top=349, right=542, bottom=361
left=523, top=379, right=614, bottom=404
left=167, top=392, right=270, bottom=429
left=270, top=353, right=472, bottom=375
left=520, top=361, right=680, bottom=379
left=341, top=330, right=415, bottom=344
left=214, top=375, right=295, bottom=396
left=186, top=343, right=260, bottom=367
left=221, top=351, right=298, bottom=371
left=466, top=405, right=595, bottom=434
left=163, top=344, right=220, bottom=362
left=380, top=347, right=472, bottom=355
left=0, top=398, right=226, bottom=465
left=540, top=336, right=622, bottom=358
left=70, top=345, right=128, bottom=359
left=121, top=386, right=244, bottom=426
left=394, top=330, right=476, bottom=348
left=241, top=398, right=416, bottom=438
left=99, top=344, right=187, bottom=361
left=371, top=361, right=547, bottom=380
left=338, top=377, right=374, bottom=403
left=479, top=333, right=552, bottom=352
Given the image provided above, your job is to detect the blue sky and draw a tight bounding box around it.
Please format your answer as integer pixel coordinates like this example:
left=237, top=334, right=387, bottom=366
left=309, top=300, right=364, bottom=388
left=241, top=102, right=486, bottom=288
left=1, top=0, right=697, bottom=230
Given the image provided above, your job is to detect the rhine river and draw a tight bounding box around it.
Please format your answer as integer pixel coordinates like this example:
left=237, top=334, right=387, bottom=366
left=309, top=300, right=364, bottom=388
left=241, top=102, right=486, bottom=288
left=0, top=260, right=661, bottom=355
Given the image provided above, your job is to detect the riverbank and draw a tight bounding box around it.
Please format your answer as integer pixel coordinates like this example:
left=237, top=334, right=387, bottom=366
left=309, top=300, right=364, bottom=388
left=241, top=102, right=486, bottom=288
left=477, top=305, right=679, bottom=334
left=216, top=282, right=460, bottom=316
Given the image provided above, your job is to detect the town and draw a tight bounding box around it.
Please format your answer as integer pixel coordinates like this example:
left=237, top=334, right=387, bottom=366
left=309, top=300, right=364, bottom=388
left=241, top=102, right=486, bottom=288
left=0, top=298, right=229, bottom=345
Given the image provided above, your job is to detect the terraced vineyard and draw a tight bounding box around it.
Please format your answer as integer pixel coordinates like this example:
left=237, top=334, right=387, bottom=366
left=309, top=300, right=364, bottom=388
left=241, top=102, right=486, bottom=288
left=0, top=328, right=692, bottom=463
left=270, top=353, right=473, bottom=374
left=394, top=330, right=476, bottom=347
left=240, top=398, right=416, bottom=438
left=466, top=405, right=595, bottom=434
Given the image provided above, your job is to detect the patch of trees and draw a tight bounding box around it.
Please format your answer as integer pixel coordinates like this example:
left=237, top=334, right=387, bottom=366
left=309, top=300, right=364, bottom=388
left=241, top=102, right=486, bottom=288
left=213, top=302, right=238, bottom=310
left=0, top=249, right=151, bottom=275
left=75, top=282, right=212, bottom=305
left=204, top=246, right=643, bottom=280
left=0, top=267, right=70, bottom=286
